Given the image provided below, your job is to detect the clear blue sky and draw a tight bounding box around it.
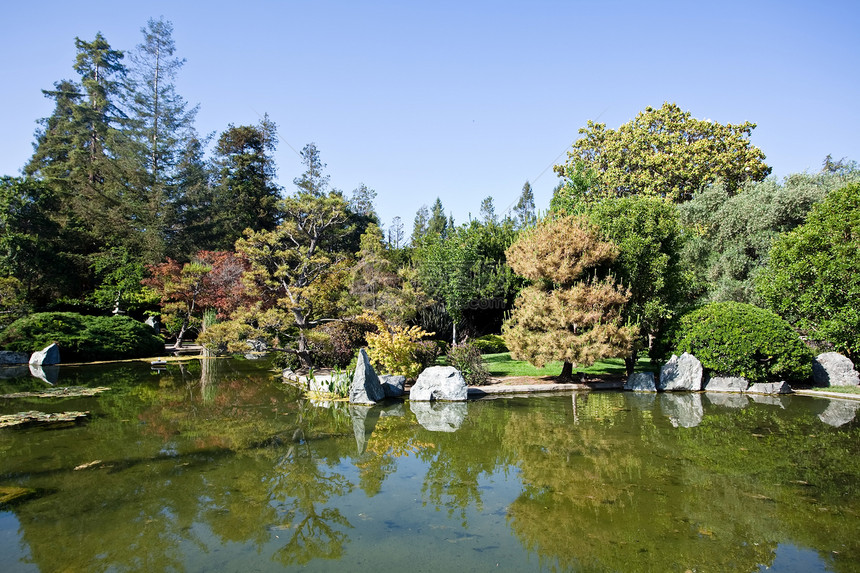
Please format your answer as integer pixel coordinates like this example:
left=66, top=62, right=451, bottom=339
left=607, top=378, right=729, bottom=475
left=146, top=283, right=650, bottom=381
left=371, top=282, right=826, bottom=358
left=2, top=0, right=858, bottom=231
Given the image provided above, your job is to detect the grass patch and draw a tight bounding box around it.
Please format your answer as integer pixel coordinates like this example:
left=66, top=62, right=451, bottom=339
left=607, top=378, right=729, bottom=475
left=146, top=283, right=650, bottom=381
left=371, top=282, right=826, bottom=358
left=807, top=385, right=860, bottom=395
left=482, top=352, right=656, bottom=378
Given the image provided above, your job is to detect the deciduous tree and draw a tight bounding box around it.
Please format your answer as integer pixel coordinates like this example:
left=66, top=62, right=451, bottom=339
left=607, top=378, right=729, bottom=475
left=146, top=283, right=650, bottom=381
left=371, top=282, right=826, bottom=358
left=553, top=102, right=771, bottom=203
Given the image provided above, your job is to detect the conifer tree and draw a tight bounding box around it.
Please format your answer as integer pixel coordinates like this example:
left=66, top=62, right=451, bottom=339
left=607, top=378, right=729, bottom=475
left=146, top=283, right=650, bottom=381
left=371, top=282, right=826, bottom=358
left=502, top=215, right=634, bottom=379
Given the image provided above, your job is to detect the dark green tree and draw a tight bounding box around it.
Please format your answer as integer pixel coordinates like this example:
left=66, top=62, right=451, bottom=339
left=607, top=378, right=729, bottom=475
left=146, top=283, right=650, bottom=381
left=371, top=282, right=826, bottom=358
left=427, top=197, right=448, bottom=237
left=125, top=17, right=199, bottom=258
left=586, top=196, right=688, bottom=374
left=210, top=116, right=281, bottom=249
left=757, top=183, right=860, bottom=361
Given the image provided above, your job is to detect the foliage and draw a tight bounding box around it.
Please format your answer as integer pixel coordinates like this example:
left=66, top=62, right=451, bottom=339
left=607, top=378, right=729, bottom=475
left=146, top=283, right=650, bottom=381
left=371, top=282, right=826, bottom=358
left=756, top=183, right=860, bottom=360
left=0, top=312, right=163, bottom=361
left=307, top=318, right=376, bottom=369
left=584, top=196, right=689, bottom=372
left=350, top=223, right=430, bottom=325
left=89, top=247, right=157, bottom=313
left=207, top=187, right=353, bottom=367
left=446, top=341, right=491, bottom=385
left=680, top=170, right=860, bottom=305
left=413, top=215, right=521, bottom=340
left=662, top=302, right=812, bottom=383
left=0, top=277, right=30, bottom=329
left=553, top=102, right=771, bottom=203
left=209, top=117, right=282, bottom=249
left=472, top=334, right=508, bottom=354
left=362, top=313, right=434, bottom=379
left=513, top=181, right=537, bottom=229
left=503, top=215, right=634, bottom=377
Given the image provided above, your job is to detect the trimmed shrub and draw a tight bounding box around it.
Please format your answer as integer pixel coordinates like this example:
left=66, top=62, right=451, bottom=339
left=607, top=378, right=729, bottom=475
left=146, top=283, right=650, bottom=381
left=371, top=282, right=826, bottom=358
left=0, top=312, right=164, bottom=362
left=663, top=302, right=812, bottom=383
left=472, top=334, right=508, bottom=354
left=447, top=341, right=492, bottom=386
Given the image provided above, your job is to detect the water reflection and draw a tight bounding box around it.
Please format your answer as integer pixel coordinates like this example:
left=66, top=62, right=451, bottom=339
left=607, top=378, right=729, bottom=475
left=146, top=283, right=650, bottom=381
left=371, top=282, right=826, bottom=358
left=410, top=400, right=467, bottom=432
left=0, top=361, right=858, bottom=573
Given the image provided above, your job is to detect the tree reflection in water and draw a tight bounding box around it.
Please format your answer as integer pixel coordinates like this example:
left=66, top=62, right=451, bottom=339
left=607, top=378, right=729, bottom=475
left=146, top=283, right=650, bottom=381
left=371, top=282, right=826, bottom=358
left=1, top=360, right=858, bottom=572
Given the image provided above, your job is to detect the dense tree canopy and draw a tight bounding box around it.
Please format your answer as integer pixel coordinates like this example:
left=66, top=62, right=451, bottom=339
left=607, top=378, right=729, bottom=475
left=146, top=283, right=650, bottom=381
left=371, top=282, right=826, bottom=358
left=756, top=183, right=860, bottom=361
left=553, top=102, right=771, bottom=203
left=680, top=169, right=860, bottom=305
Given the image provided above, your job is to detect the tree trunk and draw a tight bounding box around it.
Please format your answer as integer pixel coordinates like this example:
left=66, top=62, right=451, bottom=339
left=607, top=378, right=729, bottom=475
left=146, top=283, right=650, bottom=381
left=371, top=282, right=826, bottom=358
left=560, top=361, right=573, bottom=380
left=625, top=347, right=639, bottom=377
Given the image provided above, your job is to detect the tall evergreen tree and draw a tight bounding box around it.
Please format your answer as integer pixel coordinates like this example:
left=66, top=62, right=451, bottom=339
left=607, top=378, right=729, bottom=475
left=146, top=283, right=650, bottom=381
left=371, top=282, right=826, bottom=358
left=293, top=142, right=330, bottom=196
left=411, top=204, right=429, bottom=245
left=480, top=196, right=497, bottom=225
left=125, top=18, right=199, bottom=258
left=427, top=197, right=448, bottom=237
left=513, top=181, right=536, bottom=228
left=210, top=116, right=281, bottom=249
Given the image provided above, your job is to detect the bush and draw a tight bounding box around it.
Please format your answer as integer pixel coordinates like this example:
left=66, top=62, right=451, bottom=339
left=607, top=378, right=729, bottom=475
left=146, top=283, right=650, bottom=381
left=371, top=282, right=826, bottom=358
left=472, top=334, right=508, bottom=354
left=0, top=312, right=164, bottom=362
left=662, top=302, right=812, bottom=383
left=363, top=314, right=434, bottom=379
left=447, top=341, right=492, bottom=386
left=308, top=319, right=376, bottom=368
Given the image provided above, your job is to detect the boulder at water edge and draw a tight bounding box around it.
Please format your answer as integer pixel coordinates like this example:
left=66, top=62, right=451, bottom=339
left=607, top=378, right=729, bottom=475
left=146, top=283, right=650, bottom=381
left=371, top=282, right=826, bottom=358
left=747, top=381, right=792, bottom=395
left=0, top=351, right=30, bottom=365
left=380, top=374, right=406, bottom=397
left=410, top=366, right=467, bottom=401
left=704, top=376, right=749, bottom=393
left=624, top=372, right=656, bottom=392
left=658, top=353, right=702, bottom=391
left=29, top=343, right=60, bottom=366
left=349, top=349, right=385, bottom=405
left=812, top=352, right=860, bottom=387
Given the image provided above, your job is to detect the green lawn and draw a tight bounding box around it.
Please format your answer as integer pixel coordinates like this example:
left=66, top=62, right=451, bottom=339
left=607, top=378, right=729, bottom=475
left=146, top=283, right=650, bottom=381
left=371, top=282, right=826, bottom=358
left=481, top=352, right=656, bottom=378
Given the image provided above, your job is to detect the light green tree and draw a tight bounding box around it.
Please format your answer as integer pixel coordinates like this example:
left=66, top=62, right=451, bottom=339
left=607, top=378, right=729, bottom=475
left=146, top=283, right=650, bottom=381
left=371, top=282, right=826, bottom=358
left=553, top=102, right=771, bottom=203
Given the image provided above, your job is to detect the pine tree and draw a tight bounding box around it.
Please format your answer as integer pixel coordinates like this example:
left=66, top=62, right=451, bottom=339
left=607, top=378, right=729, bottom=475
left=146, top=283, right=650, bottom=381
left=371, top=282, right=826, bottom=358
left=125, top=18, right=199, bottom=258
left=210, top=116, right=281, bottom=249
left=513, top=181, right=536, bottom=228
left=502, top=215, right=634, bottom=379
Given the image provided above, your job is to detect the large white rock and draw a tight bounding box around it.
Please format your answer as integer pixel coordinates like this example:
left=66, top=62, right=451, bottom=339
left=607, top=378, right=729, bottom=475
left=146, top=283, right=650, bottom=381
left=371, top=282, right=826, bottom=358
left=349, top=349, right=385, bottom=405
left=29, top=343, right=60, bottom=366
left=410, top=366, right=467, bottom=401
left=812, top=352, right=859, bottom=387
left=658, top=353, right=703, bottom=392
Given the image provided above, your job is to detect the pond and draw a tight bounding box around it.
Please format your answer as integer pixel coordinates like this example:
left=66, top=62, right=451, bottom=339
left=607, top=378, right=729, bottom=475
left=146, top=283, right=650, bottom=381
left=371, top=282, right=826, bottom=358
left=1, top=358, right=859, bottom=572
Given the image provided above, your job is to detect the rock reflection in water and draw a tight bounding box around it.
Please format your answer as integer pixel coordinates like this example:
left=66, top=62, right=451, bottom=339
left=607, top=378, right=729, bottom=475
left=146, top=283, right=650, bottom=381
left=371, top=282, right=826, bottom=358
left=659, top=392, right=704, bottom=427
left=818, top=399, right=860, bottom=427
left=410, top=401, right=467, bottom=432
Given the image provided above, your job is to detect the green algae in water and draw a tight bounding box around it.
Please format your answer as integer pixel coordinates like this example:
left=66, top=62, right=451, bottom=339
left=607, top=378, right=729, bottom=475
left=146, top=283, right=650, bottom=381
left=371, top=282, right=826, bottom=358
left=0, top=359, right=858, bottom=572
